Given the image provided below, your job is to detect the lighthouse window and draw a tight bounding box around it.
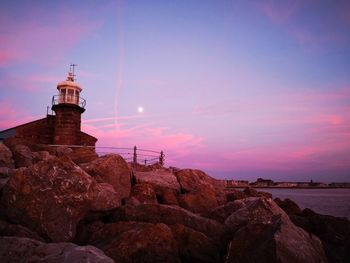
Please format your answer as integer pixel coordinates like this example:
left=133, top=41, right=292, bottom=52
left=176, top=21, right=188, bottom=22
left=68, top=89, right=74, bottom=103
left=60, top=89, right=66, bottom=103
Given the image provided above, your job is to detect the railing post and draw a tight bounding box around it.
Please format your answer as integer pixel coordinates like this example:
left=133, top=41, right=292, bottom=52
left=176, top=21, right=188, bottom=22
left=159, top=150, right=164, bottom=166
left=133, top=146, right=137, bottom=164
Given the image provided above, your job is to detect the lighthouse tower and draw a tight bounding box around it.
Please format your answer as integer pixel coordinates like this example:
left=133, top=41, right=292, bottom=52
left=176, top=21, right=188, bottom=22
left=51, top=66, right=86, bottom=145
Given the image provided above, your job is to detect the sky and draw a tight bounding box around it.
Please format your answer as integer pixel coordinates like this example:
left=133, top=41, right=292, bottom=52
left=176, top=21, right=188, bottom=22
left=0, top=0, right=350, bottom=182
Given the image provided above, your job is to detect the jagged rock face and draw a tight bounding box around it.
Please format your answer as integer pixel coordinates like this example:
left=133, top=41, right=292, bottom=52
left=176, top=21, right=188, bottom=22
left=81, top=154, right=131, bottom=199
left=0, top=144, right=14, bottom=168
left=175, top=169, right=219, bottom=215
left=134, top=169, right=181, bottom=191
left=111, top=204, right=224, bottom=240
left=209, top=200, right=245, bottom=223
left=91, top=183, right=121, bottom=211
left=12, top=144, right=34, bottom=168
left=130, top=183, right=158, bottom=204
left=157, top=188, right=179, bottom=206
left=94, top=223, right=180, bottom=263
left=170, top=224, right=220, bottom=263
left=0, top=236, right=115, bottom=263
left=0, top=156, right=120, bottom=242
left=0, top=220, right=44, bottom=242
left=274, top=198, right=302, bottom=215
left=224, top=197, right=327, bottom=263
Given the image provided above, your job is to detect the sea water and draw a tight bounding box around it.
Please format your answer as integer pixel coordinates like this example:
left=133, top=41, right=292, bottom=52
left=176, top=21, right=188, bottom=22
left=258, top=188, right=350, bottom=219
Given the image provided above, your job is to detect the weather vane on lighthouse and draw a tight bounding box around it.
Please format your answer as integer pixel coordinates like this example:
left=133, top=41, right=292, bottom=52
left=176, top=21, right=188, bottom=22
left=70, top=63, right=77, bottom=81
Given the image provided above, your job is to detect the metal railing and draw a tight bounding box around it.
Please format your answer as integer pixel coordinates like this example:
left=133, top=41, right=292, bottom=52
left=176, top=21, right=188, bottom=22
left=52, top=95, right=86, bottom=108
left=47, top=144, right=165, bottom=166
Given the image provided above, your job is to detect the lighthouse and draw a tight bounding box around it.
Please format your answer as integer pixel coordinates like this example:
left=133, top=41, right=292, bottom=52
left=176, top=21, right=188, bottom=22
left=51, top=66, right=86, bottom=145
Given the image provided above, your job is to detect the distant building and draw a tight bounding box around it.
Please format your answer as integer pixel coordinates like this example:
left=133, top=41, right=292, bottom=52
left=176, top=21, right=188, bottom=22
left=250, top=178, right=275, bottom=187
left=226, top=180, right=249, bottom=188
left=0, top=69, right=97, bottom=147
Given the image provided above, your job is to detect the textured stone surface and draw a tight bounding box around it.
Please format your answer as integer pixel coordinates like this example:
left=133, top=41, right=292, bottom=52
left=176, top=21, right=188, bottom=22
left=209, top=200, right=245, bottom=223
left=68, top=147, right=99, bottom=164
left=81, top=154, right=131, bottom=199
left=1, top=156, right=98, bottom=241
left=87, top=222, right=180, bottom=263
left=0, top=220, right=44, bottom=241
left=134, top=168, right=181, bottom=191
left=0, top=144, right=14, bottom=168
left=112, top=204, right=224, bottom=240
left=91, top=183, right=121, bottom=211
left=0, top=236, right=115, bottom=263
left=130, top=183, right=158, bottom=204
left=224, top=197, right=327, bottom=263
left=12, top=144, right=34, bottom=168
left=170, top=224, right=220, bottom=263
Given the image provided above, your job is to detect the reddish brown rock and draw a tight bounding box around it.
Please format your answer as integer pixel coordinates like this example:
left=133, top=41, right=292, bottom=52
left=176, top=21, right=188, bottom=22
left=243, top=186, right=272, bottom=198
left=175, top=169, right=219, bottom=215
left=0, top=220, right=44, bottom=241
left=134, top=168, right=181, bottom=191
left=12, top=144, right=34, bottom=168
left=112, top=204, right=224, bottom=240
left=130, top=183, right=158, bottom=204
left=209, top=200, right=245, bottom=223
left=68, top=147, right=98, bottom=164
left=81, top=154, right=131, bottom=199
left=0, top=236, right=115, bottom=263
left=170, top=224, right=220, bottom=263
left=226, top=189, right=247, bottom=201
left=0, top=144, right=14, bottom=168
left=224, top=197, right=327, bottom=263
left=274, top=198, right=302, bottom=215
left=157, top=188, right=179, bottom=206
left=33, top=150, right=54, bottom=163
left=91, top=183, right=121, bottom=211
left=1, top=156, right=98, bottom=241
left=87, top=222, right=180, bottom=263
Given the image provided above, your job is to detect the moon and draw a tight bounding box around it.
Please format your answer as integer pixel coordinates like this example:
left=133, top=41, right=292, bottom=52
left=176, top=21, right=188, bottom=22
left=137, top=106, right=144, bottom=113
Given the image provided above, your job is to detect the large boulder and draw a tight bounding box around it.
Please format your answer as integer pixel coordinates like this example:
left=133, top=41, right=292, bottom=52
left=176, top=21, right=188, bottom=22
left=175, top=169, right=219, bottom=214
left=170, top=224, right=220, bottom=263
left=0, top=236, right=114, bottom=263
left=12, top=144, right=34, bottom=168
left=134, top=168, right=181, bottom=191
left=224, top=197, right=327, bottom=263
left=0, top=144, right=14, bottom=168
left=87, top=222, right=180, bottom=263
left=91, top=183, right=121, bottom=211
left=129, top=183, right=158, bottom=205
left=0, top=220, right=44, bottom=241
left=291, top=208, right=350, bottom=263
left=209, top=200, right=245, bottom=223
left=81, top=154, right=131, bottom=199
left=0, top=156, right=120, bottom=242
left=111, top=204, right=224, bottom=240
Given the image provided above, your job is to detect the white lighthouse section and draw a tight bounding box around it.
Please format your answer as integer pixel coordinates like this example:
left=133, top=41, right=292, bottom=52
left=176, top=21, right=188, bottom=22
left=57, top=72, right=82, bottom=105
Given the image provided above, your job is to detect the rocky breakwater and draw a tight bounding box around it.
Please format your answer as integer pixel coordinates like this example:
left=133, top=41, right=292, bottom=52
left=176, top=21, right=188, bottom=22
left=0, top=142, right=343, bottom=262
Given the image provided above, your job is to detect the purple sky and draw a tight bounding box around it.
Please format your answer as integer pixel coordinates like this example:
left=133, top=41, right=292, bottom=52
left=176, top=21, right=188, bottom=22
left=1, top=0, right=350, bottom=182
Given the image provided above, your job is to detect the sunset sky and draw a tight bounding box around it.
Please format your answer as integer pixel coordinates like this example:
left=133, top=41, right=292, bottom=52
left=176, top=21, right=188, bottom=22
left=1, top=0, right=349, bottom=182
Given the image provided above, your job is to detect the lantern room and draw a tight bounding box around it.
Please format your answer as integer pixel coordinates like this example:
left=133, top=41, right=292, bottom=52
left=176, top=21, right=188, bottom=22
left=55, top=72, right=83, bottom=106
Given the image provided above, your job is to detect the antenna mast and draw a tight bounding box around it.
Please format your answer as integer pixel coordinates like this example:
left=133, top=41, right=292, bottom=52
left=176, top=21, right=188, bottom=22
left=70, top=63, right=77, bottom=81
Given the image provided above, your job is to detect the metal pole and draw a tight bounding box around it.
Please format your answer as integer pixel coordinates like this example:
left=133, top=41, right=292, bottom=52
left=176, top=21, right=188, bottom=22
left=133, top=146, right=137, bottom=164
left=159, top=150, right=164, bottom=166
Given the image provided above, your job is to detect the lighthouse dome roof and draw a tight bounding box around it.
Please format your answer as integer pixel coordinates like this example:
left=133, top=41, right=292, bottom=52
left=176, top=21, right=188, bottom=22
left=57, top=72, right=82, bottom=92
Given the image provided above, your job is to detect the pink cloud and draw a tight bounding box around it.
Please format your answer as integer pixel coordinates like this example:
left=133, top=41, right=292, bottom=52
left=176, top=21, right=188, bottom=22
left=260, top=0, right=302, bottom=25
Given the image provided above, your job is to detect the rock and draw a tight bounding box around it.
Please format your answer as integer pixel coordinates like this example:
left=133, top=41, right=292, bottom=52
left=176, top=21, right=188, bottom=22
left=0, top=177, right=9, bottom=191
left=1, top=156, right=97, bottom=242
left=0, top=167, right=16, bottom=178
left=12, top=144, right=34, bottom=168
left=0, top=144, right=14, bottom=168
left=55, top=146, right=73, bottom=156
left=33, top=150, right=54, bottom=162
left=224, top=197, right=327, bottom=263
left=170, top=224, right=220, bottom=263
left=81, top=154, right=131, bottom=199
left=68, top=147, right=99, bottom=164
left=111, top=204, right=224, bottom=240
left=0, top=236, right=115, bottom=263
left=226, top=189, right=247, bottom=201
left=157, top=188, right=179, bottom=206
left=209, top=200, right=245, bottom=223
left=0, top=220, right=44, bottom=241
left=134, top=168, right=181, bottom=191
left=243, top=186, right=272, bottom=198
left=130, top=183, right=158, bottom=204
left=91, top=183, right=121, bottom=211
left=178, top=191, right=218, bottom=216
left=175, top=169, right=219, bottom=215
left=81, top=221, right=180, bottom=263
left=274, top=198, right=302, bottom=215
left=291, top=208, right=350, bottom=263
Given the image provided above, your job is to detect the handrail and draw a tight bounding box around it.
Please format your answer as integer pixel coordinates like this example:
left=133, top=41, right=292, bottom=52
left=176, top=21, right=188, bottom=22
left=47, top=144, right=165, bottom=166
left=52, top=95, right=86, bottom=108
